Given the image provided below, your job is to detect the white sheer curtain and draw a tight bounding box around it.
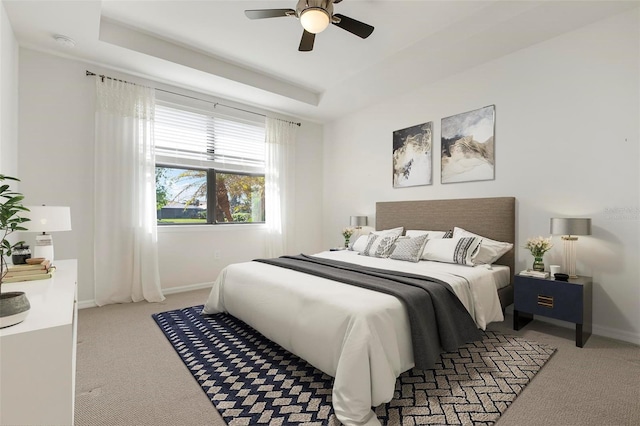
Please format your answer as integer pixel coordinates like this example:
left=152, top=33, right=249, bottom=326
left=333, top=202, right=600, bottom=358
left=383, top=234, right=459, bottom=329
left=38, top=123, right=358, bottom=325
left=265, top=118, right=298, bottom=258
left=94, top=78, right=164, bottom=306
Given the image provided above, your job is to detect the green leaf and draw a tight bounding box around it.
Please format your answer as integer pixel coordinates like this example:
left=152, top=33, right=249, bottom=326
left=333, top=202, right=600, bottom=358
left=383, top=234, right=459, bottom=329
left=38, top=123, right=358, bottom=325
left=0, top=175, right=28, bottom=263
left=7, top=195, right=24, bottom=204
left=10, top=240, right=25, bottom=250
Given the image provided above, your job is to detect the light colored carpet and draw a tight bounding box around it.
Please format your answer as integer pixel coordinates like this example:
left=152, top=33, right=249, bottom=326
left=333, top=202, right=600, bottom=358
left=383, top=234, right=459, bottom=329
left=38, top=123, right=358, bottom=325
left=75, top=289, right=640, bottom=426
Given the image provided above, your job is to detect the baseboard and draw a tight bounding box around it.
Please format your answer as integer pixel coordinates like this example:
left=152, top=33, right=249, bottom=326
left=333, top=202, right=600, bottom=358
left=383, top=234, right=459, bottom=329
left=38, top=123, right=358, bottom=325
left=503, top=306, right=639, bottom=346
left=77, top=282, right=214, bottom=310
left=162, top=281, right=214, bottom=296
left=592, top=324, right=640, bottom=346
left=78, top=300, right=98, bottom=310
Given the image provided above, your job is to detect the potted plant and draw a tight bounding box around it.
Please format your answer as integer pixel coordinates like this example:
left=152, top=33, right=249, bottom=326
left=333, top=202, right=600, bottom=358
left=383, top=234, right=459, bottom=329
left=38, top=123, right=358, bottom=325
left=342, top=227, right=354, bottom=248
left=0, top=175, right=31, bottom=328
left=524, top=236, right=553, bottom=272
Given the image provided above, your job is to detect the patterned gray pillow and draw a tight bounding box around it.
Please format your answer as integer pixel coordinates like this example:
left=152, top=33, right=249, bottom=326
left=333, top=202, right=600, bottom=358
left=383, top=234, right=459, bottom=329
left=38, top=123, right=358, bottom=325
left=453, top=237, right=480, bottom=265
left=389, top=234, right=429, bottom=262
left=361, top=233, right=399, bottom=258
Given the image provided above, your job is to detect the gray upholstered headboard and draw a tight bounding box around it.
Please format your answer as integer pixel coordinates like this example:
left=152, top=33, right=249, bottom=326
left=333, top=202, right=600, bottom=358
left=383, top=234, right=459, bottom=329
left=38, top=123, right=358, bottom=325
left=376, top=197, right=516, bottom=275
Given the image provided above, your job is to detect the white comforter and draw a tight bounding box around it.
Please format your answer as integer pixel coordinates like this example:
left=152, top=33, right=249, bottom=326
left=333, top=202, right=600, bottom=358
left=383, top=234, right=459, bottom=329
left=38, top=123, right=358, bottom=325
left=202, top=251, right=505, bottom=425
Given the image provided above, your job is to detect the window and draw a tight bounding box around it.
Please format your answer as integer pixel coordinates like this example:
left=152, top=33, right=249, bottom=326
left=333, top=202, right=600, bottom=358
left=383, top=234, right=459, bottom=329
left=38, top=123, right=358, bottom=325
left=154, top=101, right=266, bottom=225
left=213, top=172, right=264, bottom=223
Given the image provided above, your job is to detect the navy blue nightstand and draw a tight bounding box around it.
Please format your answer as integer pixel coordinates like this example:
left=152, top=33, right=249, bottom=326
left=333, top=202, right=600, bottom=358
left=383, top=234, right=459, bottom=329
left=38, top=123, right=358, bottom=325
left=513, top=274, right=592, bottom=347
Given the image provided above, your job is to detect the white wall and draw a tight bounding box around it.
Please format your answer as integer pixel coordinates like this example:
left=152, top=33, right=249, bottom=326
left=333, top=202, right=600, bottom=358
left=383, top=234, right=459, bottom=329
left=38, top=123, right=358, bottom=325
left=323, top=9, right=640, bottom=344
left=17, top=48, right=324, bottom=304
left=0, top=1, right=18, bottom=177
left=0, top=1, right=19, bottom=258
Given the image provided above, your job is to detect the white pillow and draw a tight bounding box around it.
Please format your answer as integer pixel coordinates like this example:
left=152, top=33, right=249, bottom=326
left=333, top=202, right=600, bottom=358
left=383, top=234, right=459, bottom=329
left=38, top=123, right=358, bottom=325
left=351, top=227, right=404, bottom=254
left=405, top=230, right=448, bottom=239
left=452, top=227, right=513, bottom=265
left=360, top=233, right=400, bottom=258
left=421, top=236, right=482, bottom=266
left=347, top=228, right=372, bottom=251
left=350, top=235, right=370, bottom=253
left=389, top=234, right=429, bottom=262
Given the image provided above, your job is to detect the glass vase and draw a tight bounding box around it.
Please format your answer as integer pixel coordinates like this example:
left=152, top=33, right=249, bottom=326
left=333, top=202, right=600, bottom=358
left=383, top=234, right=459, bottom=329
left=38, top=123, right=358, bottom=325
left=344, top=237, right=350, bottom=248
left=532, top=256, right=545, bottom=272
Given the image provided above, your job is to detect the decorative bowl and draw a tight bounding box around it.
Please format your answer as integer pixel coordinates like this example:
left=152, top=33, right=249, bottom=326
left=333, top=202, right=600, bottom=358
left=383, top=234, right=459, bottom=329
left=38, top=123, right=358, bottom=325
left=25, top=257, right=45, bottom=265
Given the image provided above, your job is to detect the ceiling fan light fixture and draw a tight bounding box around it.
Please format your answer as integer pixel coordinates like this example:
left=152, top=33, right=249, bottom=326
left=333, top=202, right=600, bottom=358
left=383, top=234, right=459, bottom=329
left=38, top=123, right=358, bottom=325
left=300, top=7, right=330, bottom=34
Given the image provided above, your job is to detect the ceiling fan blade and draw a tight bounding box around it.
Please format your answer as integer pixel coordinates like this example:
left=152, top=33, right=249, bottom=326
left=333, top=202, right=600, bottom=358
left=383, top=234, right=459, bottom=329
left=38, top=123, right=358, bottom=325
left=298, top=30, right=316, bottom=52
left=332, top=13, right=374, bottom=39
left=245, top=9, right=295, bottom=19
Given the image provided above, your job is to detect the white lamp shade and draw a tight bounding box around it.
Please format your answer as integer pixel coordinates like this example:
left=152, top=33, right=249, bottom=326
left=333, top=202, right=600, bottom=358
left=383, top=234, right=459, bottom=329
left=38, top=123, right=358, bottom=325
left=24, top=206, right=72, bottom=233
left=300, top=8, right=330, bottom=33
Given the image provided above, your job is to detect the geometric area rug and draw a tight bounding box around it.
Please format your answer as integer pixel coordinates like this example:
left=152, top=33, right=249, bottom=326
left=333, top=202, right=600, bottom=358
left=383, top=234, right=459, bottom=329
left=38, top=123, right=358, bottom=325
left=152, top=305, right=556, bottom=426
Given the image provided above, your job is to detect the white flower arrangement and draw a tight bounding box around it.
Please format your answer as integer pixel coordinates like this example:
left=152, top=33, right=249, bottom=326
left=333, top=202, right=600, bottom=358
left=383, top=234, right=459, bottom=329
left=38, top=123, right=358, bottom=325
left=524, top=236, right=553, bottom=258
left=342, top=227, right=354, bottom=239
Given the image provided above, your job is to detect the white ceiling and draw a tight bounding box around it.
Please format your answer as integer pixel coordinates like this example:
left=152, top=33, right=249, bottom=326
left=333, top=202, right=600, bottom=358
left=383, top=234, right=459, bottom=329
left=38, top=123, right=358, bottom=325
left=4, top=0, right=638, bottom=123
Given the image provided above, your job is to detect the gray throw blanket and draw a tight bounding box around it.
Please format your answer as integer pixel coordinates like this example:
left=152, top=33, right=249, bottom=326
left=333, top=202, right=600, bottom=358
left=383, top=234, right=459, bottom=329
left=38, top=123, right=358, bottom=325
left=254, top=254, right=482, bottom=370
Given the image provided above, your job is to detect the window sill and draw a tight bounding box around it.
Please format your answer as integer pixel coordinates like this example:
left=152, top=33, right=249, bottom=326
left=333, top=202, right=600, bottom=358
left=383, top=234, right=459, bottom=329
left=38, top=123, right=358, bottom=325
left=157, top=223, right=267, bottom=233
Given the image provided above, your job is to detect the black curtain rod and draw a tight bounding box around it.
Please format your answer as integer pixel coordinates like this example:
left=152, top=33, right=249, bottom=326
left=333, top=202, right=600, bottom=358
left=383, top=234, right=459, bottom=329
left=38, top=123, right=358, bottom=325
left=85, top=70, right=301, bottom=127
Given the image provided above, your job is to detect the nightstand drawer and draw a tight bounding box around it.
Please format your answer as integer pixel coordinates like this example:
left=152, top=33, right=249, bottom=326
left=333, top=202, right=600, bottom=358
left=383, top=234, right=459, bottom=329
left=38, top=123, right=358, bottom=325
left=514, top=277, right=584, bottom=324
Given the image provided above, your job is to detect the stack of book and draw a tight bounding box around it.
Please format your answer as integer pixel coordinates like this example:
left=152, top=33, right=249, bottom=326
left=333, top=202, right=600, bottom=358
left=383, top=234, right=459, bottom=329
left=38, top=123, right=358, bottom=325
left=3, top=260, right=55, bottom=283
left=519, top=269, right=550, bottom=279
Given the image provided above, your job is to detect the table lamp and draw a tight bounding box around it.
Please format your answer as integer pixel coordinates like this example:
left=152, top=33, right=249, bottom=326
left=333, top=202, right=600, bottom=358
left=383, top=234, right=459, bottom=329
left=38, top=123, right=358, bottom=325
left=550, top=217, right=591, bottom=278
left=350, top=215, right=368, bottom=229
left=349, top=215, right=368, bottom=243
left=24, top=205, right=72, bottom=262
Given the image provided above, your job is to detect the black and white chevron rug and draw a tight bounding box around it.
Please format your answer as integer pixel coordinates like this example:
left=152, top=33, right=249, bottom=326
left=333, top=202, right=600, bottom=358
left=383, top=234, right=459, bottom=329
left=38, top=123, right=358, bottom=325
left=152, top=306, right=555, bottom=426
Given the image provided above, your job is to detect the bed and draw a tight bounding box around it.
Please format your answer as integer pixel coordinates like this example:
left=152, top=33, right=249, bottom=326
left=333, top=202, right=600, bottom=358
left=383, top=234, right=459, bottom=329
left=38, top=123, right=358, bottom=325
left=203, top=197, right=515, bottom=426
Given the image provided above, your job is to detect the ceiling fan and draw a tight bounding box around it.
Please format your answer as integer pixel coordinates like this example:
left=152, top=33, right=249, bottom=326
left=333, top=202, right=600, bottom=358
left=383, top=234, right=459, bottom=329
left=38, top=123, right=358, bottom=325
left=245, top=0, right=374, bottom=52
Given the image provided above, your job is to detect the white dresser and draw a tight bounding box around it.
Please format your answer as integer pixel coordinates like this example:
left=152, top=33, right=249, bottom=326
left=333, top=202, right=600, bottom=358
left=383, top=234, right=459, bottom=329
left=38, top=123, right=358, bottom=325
left=0, top=259, right=78, bottom=426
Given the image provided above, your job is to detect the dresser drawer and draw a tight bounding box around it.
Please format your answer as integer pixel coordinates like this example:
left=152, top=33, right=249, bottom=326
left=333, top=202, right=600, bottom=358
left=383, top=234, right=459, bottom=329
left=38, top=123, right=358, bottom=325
left=514, top=277, right=584, bottom=324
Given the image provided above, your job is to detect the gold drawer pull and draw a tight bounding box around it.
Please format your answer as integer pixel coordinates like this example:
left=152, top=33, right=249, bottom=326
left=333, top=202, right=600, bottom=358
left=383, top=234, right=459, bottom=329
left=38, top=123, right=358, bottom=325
left=538, top=295, right=554, bottom=308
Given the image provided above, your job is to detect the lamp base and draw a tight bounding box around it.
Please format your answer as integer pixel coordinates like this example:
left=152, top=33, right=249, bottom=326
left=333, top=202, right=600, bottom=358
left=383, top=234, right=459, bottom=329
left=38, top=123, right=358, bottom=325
left=34, top=233, right=55, bottom=263
left=561, top=236, right=578, bottom=279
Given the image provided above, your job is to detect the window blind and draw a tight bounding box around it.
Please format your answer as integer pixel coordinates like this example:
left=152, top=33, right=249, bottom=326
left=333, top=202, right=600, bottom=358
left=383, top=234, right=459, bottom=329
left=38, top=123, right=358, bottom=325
left=154, top=103, right=265, bottom=169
